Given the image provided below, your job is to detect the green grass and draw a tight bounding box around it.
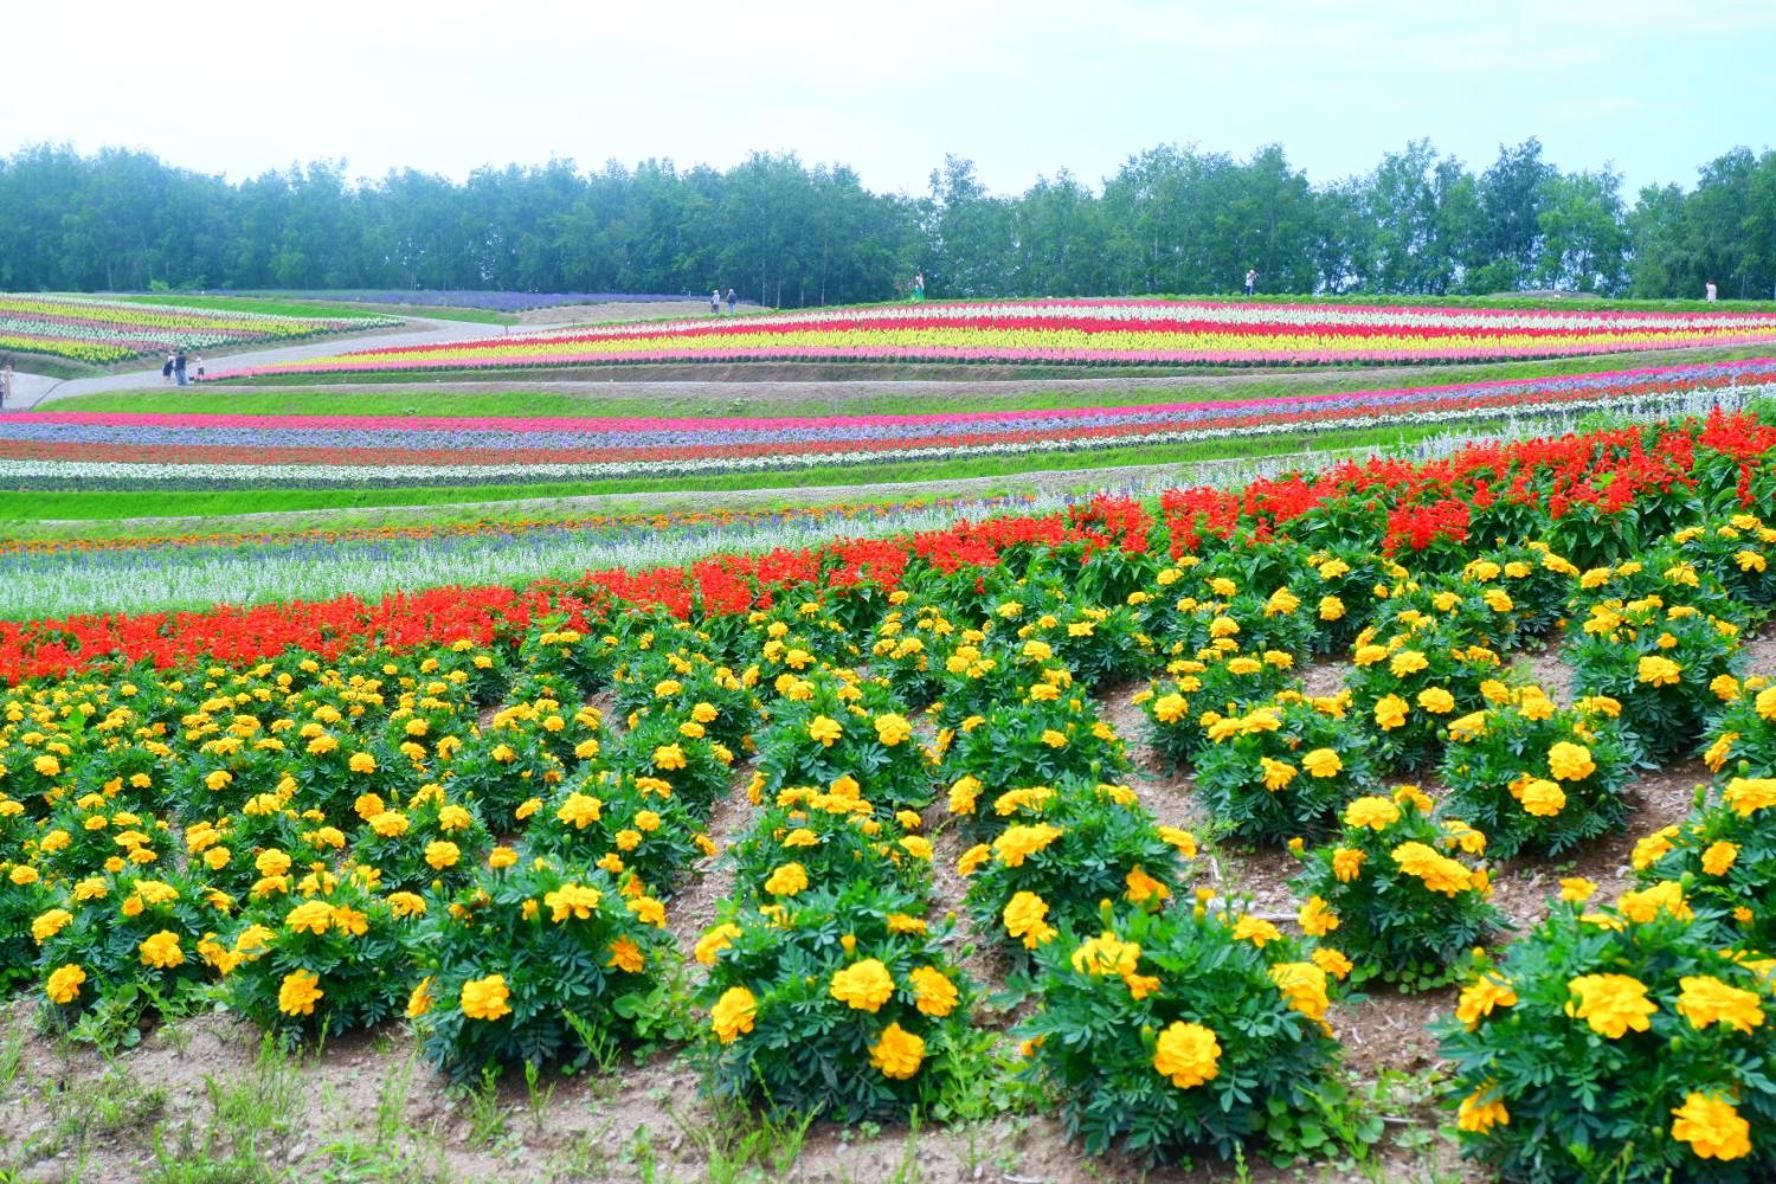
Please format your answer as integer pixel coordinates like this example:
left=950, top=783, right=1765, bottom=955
left=2, top=418, right=1509, bottom=525
left=46, top=344, right=1773, bottom=421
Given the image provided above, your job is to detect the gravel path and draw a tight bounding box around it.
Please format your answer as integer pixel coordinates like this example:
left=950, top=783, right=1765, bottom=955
left=5, top=318, right=509, bottom=411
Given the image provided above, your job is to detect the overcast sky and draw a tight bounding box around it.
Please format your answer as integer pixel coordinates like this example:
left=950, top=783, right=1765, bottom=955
left=3, top=0, right=1771, bottom=198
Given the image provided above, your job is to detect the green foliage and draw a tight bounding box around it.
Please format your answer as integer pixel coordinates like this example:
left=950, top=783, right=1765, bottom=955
left=413, top=862, right=678, bottom=1081
left=1439, top=902, right=1776, bottom=1183
left=1020, top=903, right=1342, bottom=1164
left=1292, top=790, right=1504, bottom=989
left=1439, top=691, right=1642, bottom=858
left=1636, top=775, right=1776, bottom=948
left=1190, top=695, right=1377, bottom=845
left=695, top=882, right=976, bottom=1123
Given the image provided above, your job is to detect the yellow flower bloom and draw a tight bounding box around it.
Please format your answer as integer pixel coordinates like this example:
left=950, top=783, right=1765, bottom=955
left=1675, top=975, right=1764, bottom=1034
left=1260, top=757, right=1298, bottom=791
left=1344, top=796, right=1401, bottom=830
left=1565, top=973, right=1656, bottom=1038
left=807, top=715, right=844, bottom=746
left=1373, top=694, right=1409, bottom=731
left=868, top=1021, right=925, bottom=1080
left=1547, top=741, right=1596, bottom=782
left=909, top=966, right=959, bottom=1017
left=460, top=974, right=512, bottom=1021
left=1559, top=877, right=1598, bottom=902
left=1417, top=687, right=1455, bottom=715
left=544, top=883, right=603, bottom=922
left=278, top=969, right=324, bottom=1017
left=1269, top=961, right=1330, bottom=1022
left=993, top=823, right=1063, bottom=868
left=607, top=938, right=645, bottom=974
left=1702, top=841, right=1741, bottom=876
left=1456, top=975, right=1517, bottom=1029
left=763, top=862, right=809, bottom=896
left=1670, top=1092, right=1751, bottom=1161
left=830, top=959, right=895, bottom=1012
left=1233, top=916, right=1282, bottom=948
left=1297, top=895, right=1339, bottom=937
left=1124, top=865, right=1170, bottom=903
left=138, top=930, right=184, bottom=969
left=874, top=714, right=912, bottom=746
left=1332, top=847, right=1367, bottom=882
left=1152, top=1021, right=1221, bottom=1089
left=1638, top=656, right=1682, bottom=687
left=1520, top=779, right=1566, bottom=817
left=1003, top=891, right=1056, bottom=950
left=45, top=963, right=85, bottom=1006
left=1390, top=842, right=1472, bottom=896
left=1457, top=1084, right=1510, bottom=1134
left=710, top=986, right=757, bottom=1043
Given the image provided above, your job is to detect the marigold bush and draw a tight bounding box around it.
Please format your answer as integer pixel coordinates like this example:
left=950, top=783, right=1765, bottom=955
left=1292, top=788, right=1504, bottom=988
left=1191, top=694, right=1376, bottom=845
left=1439, top=897, right=1776, bottom=1183
left=1021, top=902, right=1344, bottom=1163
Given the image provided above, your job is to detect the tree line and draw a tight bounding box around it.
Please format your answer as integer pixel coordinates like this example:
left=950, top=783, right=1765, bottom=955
left=1, top=138, right=1772, bottom=304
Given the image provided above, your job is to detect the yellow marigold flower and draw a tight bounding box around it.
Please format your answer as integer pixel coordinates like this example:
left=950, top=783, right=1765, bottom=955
left=606, top=938, right=645, bottom=974
left=993, top=823, right=1063, bottom=868
left=1261, top=757, right=1299, bottom=792
left=368, top=811, right=409, bottom=838
left=545, top=883, right=602, bottom=923
left=32, top=908, right=73, bottom=945
left=1125, top=865, right=1170, bottom=903
left=1671, top=1092, right=1752, bottom=1161
left=1638, top=656, right=1682, bottom=687
left=386, top=891, right=427, bottom=918
left=874, top=714, right=912, bottom=747
left=830, top=959, right=896, bottom=1013
left=1700, top=840, right=1741, bottom=876
left=1003, top=891, right=1056, bottom=950
left=1456, top=975, right=1517, bottom=1029
left=1417, top=687, right=1455, bottom=715
left=138, top=930, right=184, bottom=969
left=1071, top=932, right=1140, bottom=979
left=957, top=843, right=991, bottom=877
left=1389, top=650, right=1429, bottom=678
left=695, top=922, right=742, bottom=966
left=1560, top=876, right=1599, bottom=902
left=1318, top=594, right=1347, bottom=621
left=1153, top=1021, right=1221, bottom=1089
left=555, top=792, right=602, bottom=829
left=627, top=896, right=666, bottom=926
left=1391, top=841, right=1472, bottom=896
left=1270, top=961, right=1330, bottom=1022
left=1724, top=778, right=1776, bottom=817
left=1565, top=973, right=1656, bottom=1038
left=1546, top=741, right=1596, bottom=782
left=869, top=1021, right=925, bottom=1080
left=1631, top=825, right=1681, bottom=869
left=460, top=974, right=511, bottom=1022
left=405, top=976, right=433, bottom=1019
left=1332, top=847, right=1367, bottom=883
left=1676, top=975, right=1764, bottom=1034
left=763, top=862, right=809, bottom=896
left=1158, top=826, right=1198, bottom=858
left=1373, top=694, right=1409, bottom=731
left=1298, top=895, right=1339, bottom=937
left=45, top=963, right=86, bottom=1006
left=424, top=840, right=460, bottom=871
left=278, top=969, right=324, bottom=1017
left=1233, top=916, right=1282, bottom=948
left=807, top=715, right=843, bottom=747
left=1344, top=796, right=1401, bottom=831
left=710, top=986, right=757, bottom=1044
left=1520, top=779, right=1566, bottom=817
left=1040, top=728, right=1068, bottom=749
left=1457, top=1084, right=1510, bottom=1134
left=909, top=966, right=959, bottom=1017
left=1312, top=947, right=1354, bottom=980
left=1301, top=748, right=1343, bottom=779
left=285, top=900, right=333, bottom=934
left=348, top=752, right=377, bottom=775
left=487, top=846, right=519, bottom=870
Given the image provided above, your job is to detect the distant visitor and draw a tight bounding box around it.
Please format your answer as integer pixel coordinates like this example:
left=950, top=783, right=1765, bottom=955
left=726, top=288, right=737, bottom=314
left=1245, top=269, right=1258, bottom=297
left=711, top=289, right=722, bottom=315
left=1706, top=280, right=1718, bottom=303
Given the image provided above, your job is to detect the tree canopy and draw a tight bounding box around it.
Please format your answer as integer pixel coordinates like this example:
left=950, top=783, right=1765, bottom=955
left=1, top=139, right=1771, bottom=303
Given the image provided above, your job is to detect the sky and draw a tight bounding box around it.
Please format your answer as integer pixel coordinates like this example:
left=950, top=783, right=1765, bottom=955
left=2, top=0, right=1772, bottom=198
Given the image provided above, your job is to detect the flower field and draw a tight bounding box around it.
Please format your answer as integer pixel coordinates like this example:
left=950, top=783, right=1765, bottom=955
left=9, top=358, right=1772, bottom=489
left=0, top=294, right=399, bottom=365
left=6, top=408, right=1776, bottom=1179
left=222, top=298, right=1776, bottom=377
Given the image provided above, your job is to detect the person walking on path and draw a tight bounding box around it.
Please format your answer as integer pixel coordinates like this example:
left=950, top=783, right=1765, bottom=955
left=162, top=352, right=175, bottom=383
left=1245, top=269, right=1257, bottom=297
left=174, top=348, right=188, bottom=387
left=913, top=272, right=926, bottom=302
left=711, top=290, right=722, bottom=316
left=0, top=360, right=11, bottom=411
left=726, top=288, right=737, bottom=314
left=1706, top=280, right=1718, bottom=303
left=194, top=354, right=206, bottom=382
